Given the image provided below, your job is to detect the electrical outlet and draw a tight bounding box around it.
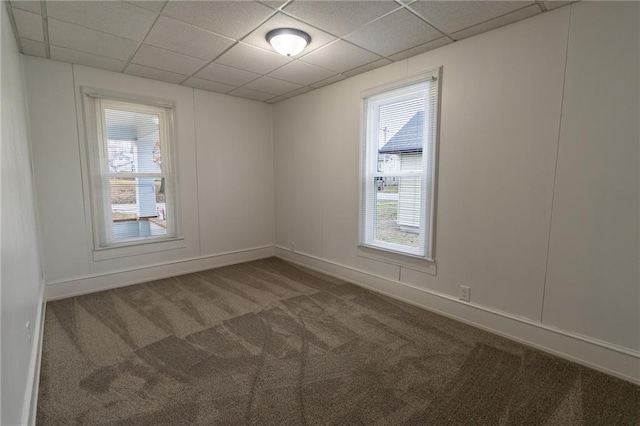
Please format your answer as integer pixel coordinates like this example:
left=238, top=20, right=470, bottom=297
left=26, top=322, right=32, bottom=347
left=459, top=286, right=471, bottom=302
left=290, top=242, right=296, bottom=252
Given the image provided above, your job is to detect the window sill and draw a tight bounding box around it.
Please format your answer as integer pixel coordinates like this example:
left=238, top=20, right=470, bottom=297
left=92, top=236, right=185, bottom=261
left=357, top=244, right=437, bottom=276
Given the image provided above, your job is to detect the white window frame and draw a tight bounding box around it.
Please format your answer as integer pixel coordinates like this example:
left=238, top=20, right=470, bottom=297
left=82, top=89, right=182, bottom=253
left=359, top=69, right=441, bottom=263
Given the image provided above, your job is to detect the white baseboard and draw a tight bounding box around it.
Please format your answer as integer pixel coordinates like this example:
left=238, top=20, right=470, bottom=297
left=22, top=281, right=46, bottom=426
left=274, top=246, right=640, bottom=385
left=46, top=246, right=275, bottom=300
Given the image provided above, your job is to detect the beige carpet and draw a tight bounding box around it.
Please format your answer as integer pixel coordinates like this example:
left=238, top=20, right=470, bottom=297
left=37, top=257, right=639, bottom=425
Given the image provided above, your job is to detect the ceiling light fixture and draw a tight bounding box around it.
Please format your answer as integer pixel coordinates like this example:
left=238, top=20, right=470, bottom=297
left=266, top=28, right=311, bottom=57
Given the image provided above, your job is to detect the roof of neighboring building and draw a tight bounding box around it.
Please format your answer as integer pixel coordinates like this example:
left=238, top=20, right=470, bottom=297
left=378, top=111, right=423, bottom=154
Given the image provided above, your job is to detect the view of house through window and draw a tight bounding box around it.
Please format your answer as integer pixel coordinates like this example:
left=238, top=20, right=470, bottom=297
left=361, top=73, right=439, bottom=259
left=84, top=95, right=179, bottom=248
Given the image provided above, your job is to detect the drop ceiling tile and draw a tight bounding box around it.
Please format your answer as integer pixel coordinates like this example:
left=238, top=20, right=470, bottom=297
left=145, top=16, right=235, bottom=61
left=260, top=1, right=289, bottom=11
left=216, top=42, right=291, bottom=75
left=12, top=8, right=43, bottom=42
left=408, top=1, right=534, bottom=34
left=124, top=1, right=167, bottom=13
left=227, top=87, right=275, bottom=102
left=46, top=1, right=158, bottom=42
left=244, top=76, right=301, bottom=96
left=310, top=74, right=347, bottom=89
left=344, top=9, right=441, bottom=57
left=343, top=58, right=392, bottom=78
left=125, top=63, right=188, bottom=84
left=132, top=44, right=207, bottom=76
left=242, top=12, right=336, bottom=57
left=544, top=1, right=571, bottom=10
left=48, top=18, right=139, bottom=61
left=265, top=96, right=288, bottom=104
left=451, top=4, right=542, bottom=40
left=195, top=62, right=261, bottom=86
left=10, top=1, right=41, bottom=15
left=268, top=60, right=336, bottom=86
left=182, top=78, right=236, bottom=94
left=388, top=37, right=452, bottom=61
left=51, top=46, right=127, bottom=72
left=283, top=1, right=400, bottom=37
left=20, top=38, right=46, bottom=58
left=283, top=86, right=314, bottom=98
left=300, top=40, right=381, bottom=74
left=162, top=1, right=273, bottom=40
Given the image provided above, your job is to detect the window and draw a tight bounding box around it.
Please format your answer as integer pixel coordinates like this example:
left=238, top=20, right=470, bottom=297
left=83, top=92, right=180, bottom=249
left=360, top=71, right=440, bottom=260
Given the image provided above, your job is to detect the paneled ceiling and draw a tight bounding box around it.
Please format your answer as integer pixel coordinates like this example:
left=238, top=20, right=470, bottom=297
left=6, top=0, right=572, bottom=103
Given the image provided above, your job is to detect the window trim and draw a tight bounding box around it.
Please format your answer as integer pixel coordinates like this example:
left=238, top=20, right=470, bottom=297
left=358, top=68, right=442, bottom=264
left=357, top=245, right=437, bottom=276
left=81, top=87, right=182, bottom=254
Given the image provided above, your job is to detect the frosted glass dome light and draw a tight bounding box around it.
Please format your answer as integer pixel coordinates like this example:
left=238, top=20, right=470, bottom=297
left=266, top=28, right=311, bottom=57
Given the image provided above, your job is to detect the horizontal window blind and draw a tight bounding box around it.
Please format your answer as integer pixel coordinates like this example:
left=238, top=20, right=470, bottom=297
left=84, top=95, right=179, bottom=248
left=360, top=72, right=439, bottom=259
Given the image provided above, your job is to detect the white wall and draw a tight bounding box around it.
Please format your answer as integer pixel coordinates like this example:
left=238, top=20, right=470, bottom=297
left=276, top=7, right=568, bottom=317
left=24, top=58, right=274, bottom=298
left=273, top=2, right=640, bottom=380
left=1, top=5, right=46, bottom=425
left=542, top=1, right=639, bottom=352
left=194, top=91, right=274, bottom=255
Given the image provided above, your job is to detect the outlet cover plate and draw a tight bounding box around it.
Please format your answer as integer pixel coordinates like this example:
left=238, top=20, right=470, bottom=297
left=459, top=286, right=471, bottom=302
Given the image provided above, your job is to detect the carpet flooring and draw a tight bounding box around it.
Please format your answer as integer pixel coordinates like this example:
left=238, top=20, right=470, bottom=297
left=37, top=257, right=639, bottom=425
